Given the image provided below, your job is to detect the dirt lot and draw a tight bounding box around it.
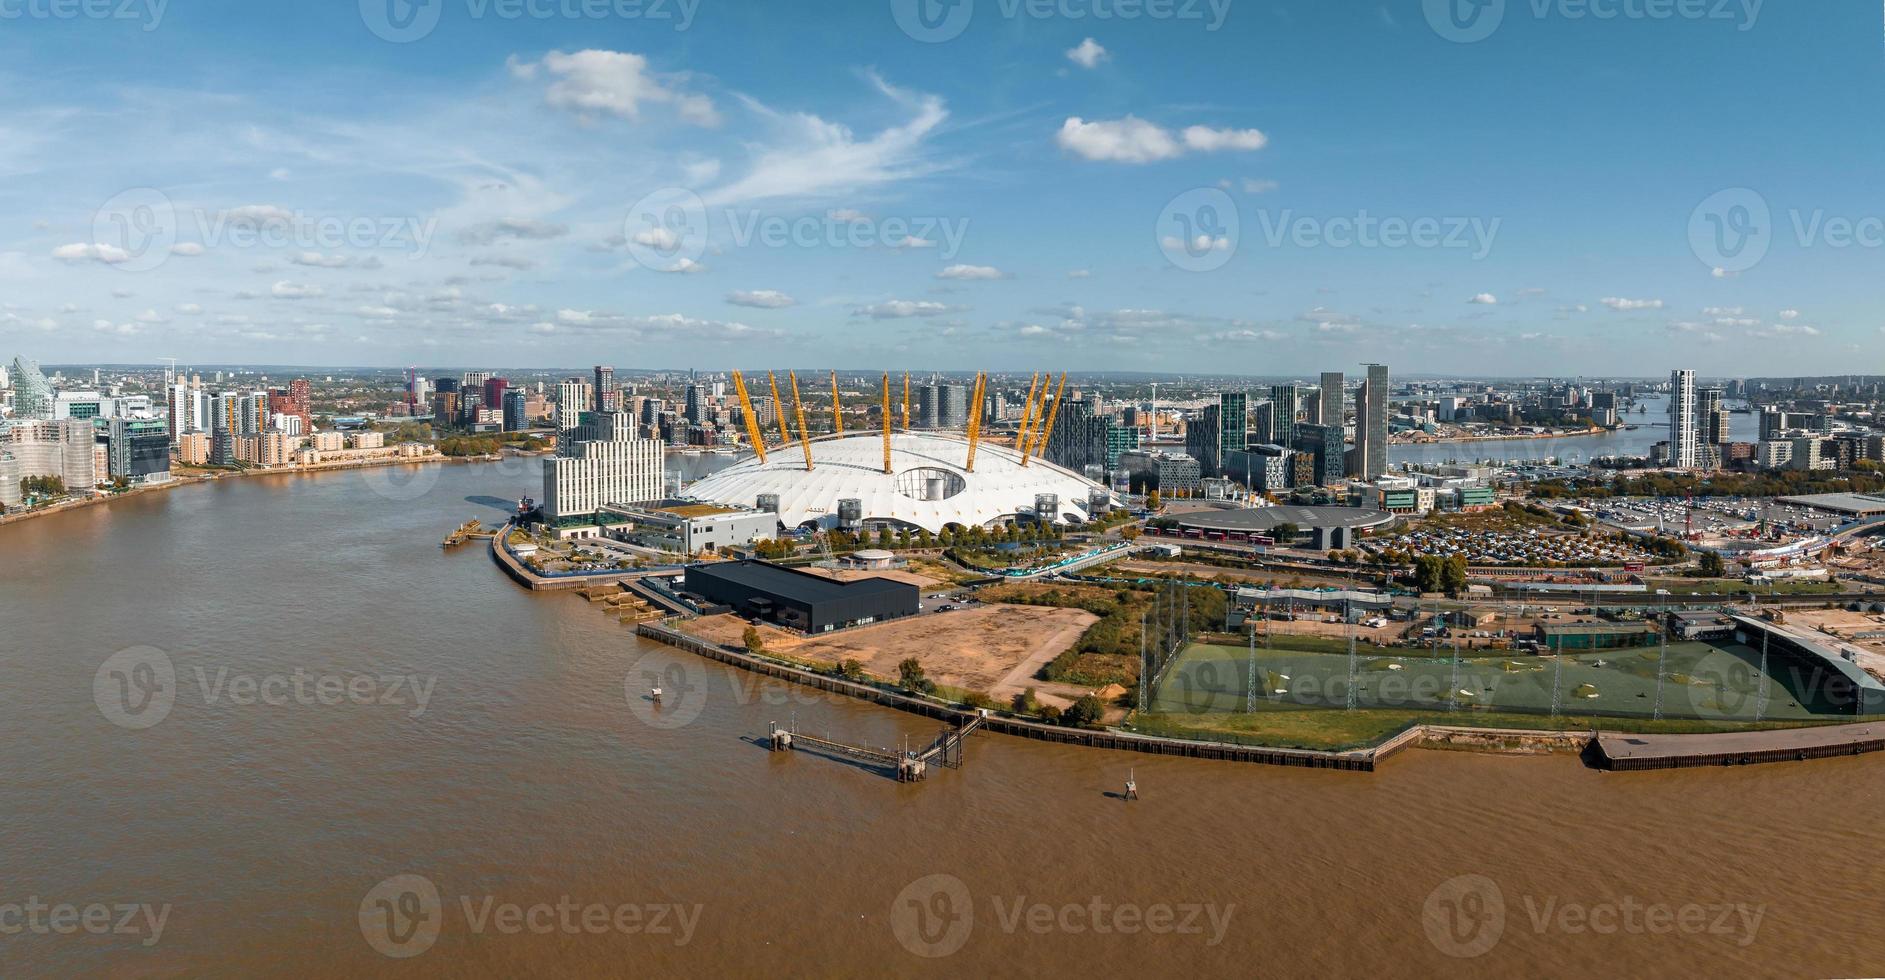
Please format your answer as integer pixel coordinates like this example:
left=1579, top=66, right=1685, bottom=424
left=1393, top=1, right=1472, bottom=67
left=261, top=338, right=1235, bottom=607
left=679, top=605, right=1100, bottom=707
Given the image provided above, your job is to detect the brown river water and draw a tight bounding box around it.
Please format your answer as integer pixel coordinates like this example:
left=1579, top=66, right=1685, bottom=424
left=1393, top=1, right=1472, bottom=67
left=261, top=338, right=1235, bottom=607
left=3, top=460, right=1883, bottom=977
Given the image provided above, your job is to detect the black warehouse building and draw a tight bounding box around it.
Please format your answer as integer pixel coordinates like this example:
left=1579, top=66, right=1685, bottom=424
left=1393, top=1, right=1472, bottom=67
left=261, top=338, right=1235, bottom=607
left=684, top=561, right=919, bottom=633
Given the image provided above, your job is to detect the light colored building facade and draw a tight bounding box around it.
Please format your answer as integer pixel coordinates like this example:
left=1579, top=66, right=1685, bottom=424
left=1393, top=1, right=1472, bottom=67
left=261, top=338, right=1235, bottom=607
left=543, top=411, right=664, bottom=521
left=1669, top=368, right=1699, bottom=469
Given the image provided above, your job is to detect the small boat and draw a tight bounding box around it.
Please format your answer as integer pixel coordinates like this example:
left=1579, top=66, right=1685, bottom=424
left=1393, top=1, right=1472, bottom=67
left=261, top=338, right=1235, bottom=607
left=650, top=686, right=663, bottom=702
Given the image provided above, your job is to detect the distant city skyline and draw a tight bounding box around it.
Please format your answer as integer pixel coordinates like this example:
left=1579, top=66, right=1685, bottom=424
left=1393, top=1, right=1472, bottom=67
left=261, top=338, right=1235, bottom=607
left=3, top=4, right=1881, bottom=373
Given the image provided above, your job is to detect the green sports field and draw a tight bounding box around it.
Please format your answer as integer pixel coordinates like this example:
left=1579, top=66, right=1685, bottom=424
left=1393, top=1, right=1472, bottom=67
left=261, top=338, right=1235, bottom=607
left=1148, top=639, right=1845, bottom=723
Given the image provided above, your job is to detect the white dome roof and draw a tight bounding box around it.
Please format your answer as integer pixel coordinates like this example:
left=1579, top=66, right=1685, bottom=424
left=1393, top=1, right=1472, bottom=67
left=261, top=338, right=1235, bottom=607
left=683, top=431, right=1110, bottom=534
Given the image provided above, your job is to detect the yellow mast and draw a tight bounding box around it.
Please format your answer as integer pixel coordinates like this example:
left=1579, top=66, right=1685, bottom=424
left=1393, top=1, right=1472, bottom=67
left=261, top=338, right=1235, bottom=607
left=788, top=371, right=814, bottom=471
left=964, top=372, right=986, bottom=472
left=881, top=373, right=893, bottom=475
left=901, top=372, right=911, bottom=431
left=1015, top=372, right=1042, bottom=456
left=830, top=370, right=843, bottom=434
left=766, top=372, right=791, bottom=447
left=1023, top=373, right=1067, bottom=467
left=731, top=371, right=767, bottom=463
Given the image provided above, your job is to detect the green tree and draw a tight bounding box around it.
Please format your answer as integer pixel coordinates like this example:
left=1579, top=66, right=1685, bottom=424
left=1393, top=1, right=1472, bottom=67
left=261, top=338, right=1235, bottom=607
left=1145, top=491, right=1161, bottom=510
left=1062, top=693, right=1103, bottom=727
left=1698, top=550, right=1726, bottom=578
left=834, top=658, right=866, bottom=681
left=742, top=626, right=765, bottom=654
left=897, top=657, right=934, bottom=694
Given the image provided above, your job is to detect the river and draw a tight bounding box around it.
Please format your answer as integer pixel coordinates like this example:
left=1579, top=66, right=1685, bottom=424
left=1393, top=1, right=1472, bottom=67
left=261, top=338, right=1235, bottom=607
left=2, top=459, right=1881, bottom=976
left=1389, top=396, right=1760, bottom=469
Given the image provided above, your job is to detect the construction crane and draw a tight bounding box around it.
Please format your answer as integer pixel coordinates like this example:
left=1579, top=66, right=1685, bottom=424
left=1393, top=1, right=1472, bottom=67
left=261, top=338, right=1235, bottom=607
left=1024, top=372, right=1067, bottom=467
left=830, top=370, right=843, bottom=435
left=964, top=372, right=986, bottom=472
left=1016, top=372, right=1043, bottom=457
left=730, top=371, right=767, bottom=463
left=901, top=372, right=911, bottom=431
left=881, top=373, right=894, bottom=475
left=788, top=371, right=814, bottom=471
left=766, top=372, right=791, bottom=448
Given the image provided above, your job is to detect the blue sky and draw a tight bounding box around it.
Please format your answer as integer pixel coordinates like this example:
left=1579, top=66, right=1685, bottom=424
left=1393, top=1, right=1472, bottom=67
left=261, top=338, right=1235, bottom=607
left=1, top=0, right=1880, bottom=375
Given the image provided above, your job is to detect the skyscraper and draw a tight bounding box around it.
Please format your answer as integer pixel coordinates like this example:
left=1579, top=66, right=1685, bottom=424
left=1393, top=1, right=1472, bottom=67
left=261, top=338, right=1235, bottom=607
left=1351, top=364, right=1388, bottom=480
left=1267, top=384, right=1298, bottom=446
left=1185, top=391, right=1246, bottom=479
left=1320, top=371, right=1344, bottom=427
left=10, top=357, right=53, bottom=420
left=543, top=412, right=664, bottom=521
left=594, top=365, right=614, bottom=413
left=1669, top=369, right=1699, bottom=469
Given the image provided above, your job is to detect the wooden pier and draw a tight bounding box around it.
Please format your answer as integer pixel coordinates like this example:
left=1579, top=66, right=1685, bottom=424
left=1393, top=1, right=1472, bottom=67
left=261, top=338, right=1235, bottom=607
left=442, top=518, right=496, bottom=548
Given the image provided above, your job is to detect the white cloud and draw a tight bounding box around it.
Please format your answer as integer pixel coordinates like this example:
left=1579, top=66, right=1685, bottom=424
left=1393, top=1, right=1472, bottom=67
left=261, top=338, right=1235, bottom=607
left=514, top=49, right=721, bottom=126
left=1778, top=309, right=1801, bottom=320
left=170, top=242, right=205, bottom=257
left=1601, top=297, right=1664, bottom=311
left=458, top=218, right=568, bottom=245
left=270, top=280, right=322, bottom=299
left=1241, top=178, right=1279, bottom=194
left=936, top=264, right=1007, bottom=280
left=1468, top=293, right=1498, bottom=305
left=291, top=251, right=350, bottom=268
left=1058, top=116, right=1268, bottom=163
left=1067, top=269, right=1091, bottom=279
left=656, top=257, right=708, bottom=274
left=703, top=73, right=945, bottom=206
left=1161, top=234, right=1230, bottom=253
left=855, top=300, right=955, bottom=319
left=827, top=208, right=868, bottom=222
left=1180, top=125, right=1268, bottom=152
left=727, top=289, right=796, bottom=309
left=1702, top=306, right=1744, bottom=316
left=1065, top=38, right=1108, bottom=69
left=52, top=242, right=130, bottom=264
left=1056, top=116, right=1181, bottom=163
left=174, top=303, right=203, bottom=315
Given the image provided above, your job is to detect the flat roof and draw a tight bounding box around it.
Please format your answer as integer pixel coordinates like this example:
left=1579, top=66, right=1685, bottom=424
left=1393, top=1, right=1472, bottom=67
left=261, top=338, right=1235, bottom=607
left=1174, top=505, right=1396, bottom=533
left=688, top=560, right=915, bottom=605
left=1776, top=492, right=1885, bottom=516
left=1537, top=622, right=1660, bottom=636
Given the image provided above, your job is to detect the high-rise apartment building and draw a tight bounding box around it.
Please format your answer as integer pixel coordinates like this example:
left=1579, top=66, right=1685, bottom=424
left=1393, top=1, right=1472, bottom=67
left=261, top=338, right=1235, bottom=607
left=594, top=365, right=615, bottom=413
left=543, top=411, right=664, bottom=521
left=1267, top=384, right=1298, bottom=446
left=1320, top=371, right=1344, bottom=427
left=9, top=357, right=53, bottom=420
left=555, top=378, right=592, bottom=432
left=1351, top=364, right=1388, bottom=480
left=1669, top=369, right=1699, bottom=469
left=1185, top=391, right=1246, bottom=479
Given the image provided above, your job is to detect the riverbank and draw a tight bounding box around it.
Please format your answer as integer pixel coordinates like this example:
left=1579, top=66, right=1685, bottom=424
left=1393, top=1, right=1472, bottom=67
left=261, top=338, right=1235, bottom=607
left=1393, top=425, right=1606, bottom=447
left=634, top=615, right=1885, bottom=772
left=0, top=450, right=456, bottom=530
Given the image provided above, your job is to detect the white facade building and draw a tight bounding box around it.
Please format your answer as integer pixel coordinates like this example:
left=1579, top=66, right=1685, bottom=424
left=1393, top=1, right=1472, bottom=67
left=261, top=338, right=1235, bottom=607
left=543, top=411, right=664, bottom=521
left=1669, top=368, right=1699, bottom=469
